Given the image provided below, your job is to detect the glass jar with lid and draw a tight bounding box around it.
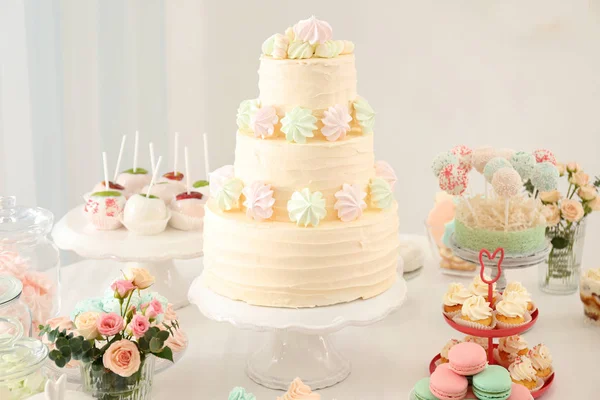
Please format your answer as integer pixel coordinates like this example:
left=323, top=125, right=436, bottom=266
left=0, top=196, right=60, bottom=332
left=0, top=317, right=48, bottom=399
left=0, top=276, right=32, bottom=337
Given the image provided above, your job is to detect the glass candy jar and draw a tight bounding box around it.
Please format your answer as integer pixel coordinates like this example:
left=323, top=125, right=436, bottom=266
left=0, top=196, right=60, bottom=331
left=0, top=276, right=32, bottom=337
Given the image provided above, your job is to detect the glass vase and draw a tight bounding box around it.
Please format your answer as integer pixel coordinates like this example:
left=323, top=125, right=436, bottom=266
left=81, top=356, right=155, bottom=400
left=539, top=218, right=587, bottom=295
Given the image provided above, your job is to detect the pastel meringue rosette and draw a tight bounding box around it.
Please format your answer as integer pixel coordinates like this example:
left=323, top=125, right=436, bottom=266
left=251, top=105, right=279, bottom=139
left=287, top=188, right=327, bottom=227
left=242, top=181, right=276, bottom=221
left=334, top=183, right=367, bottom=222
left=374, top=160, right=397, bottom=190
left=293, top=15, right=332, bottom=45
left=321, top=104, right=352, bottom=141
left=277, top=377, right=321, bottom=400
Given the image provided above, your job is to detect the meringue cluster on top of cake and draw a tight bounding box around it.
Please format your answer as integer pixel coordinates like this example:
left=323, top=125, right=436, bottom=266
left=200, top=16, right=401, bottom=308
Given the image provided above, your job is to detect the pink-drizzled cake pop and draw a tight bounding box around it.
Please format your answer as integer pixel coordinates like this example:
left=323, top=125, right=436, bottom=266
left=169, top=147, right=206, bottom=231
left=451, top=145, right=473, bottom=172
left=492, top=167, right=522, bottom=198
left=438, top=164, right=469, bottom=195
left=471, top=146, right=496, bottom=174
left=533, top=149, right=557, bottom=165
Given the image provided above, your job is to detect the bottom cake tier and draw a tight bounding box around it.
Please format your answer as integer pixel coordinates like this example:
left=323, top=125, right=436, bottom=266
left=201, top=201, right=400, bottom=308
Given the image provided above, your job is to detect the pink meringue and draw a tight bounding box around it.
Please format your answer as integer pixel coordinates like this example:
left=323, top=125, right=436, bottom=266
left=293, top=16, right=333, bottom=45
left=242, top=181, right=276, bottom=221
left=374, top=161, right=397, bottom=190
left=334, top=184, right=367, bottom=222
left=209, top=165, right=235, bottom=197
left=321, top=104, right=352, bottom=141
left=251, top=106, right=279, bottom=139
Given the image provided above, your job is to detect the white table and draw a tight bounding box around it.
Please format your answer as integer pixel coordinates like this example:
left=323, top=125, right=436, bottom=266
left=57, top=238, right=596, bottom=399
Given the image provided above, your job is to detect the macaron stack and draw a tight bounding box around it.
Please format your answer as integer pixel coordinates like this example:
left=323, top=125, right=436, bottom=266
left=472, top=365, right=512, bottom=400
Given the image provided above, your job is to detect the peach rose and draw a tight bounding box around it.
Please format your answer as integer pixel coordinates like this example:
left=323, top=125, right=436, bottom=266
left=124, top=267, right=155, bottom=290
left=589, top=197, right=600, bottom=212
left=566, top=162, right=581, bottom=173
left=539, top=190, right=561, bottom=204
left=560, top=199, right=584, bottom=222
left=578, top=186, right=597, bottom=201
left=75, top=311, right=101, bottom=340
left=556, top=163, right=566, bottom=177
left=102, top=339, right=141, bottom=377
left=570, top=171, right=589, bottom=187
left=165, top=329, right=188, bottom=353
left=542, top=204, right=560, bottom=226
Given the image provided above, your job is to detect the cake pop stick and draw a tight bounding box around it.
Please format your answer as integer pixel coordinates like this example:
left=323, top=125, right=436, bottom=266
left=113, top=135, right=127, bottom=181
left=145, top=156, right=163, bottom=198
left=149, top=142, right=156, bottom=173
left=133, top=131, right=139, bottom=173
left=203, top=133, right=210, bottom=180
left=504, top=199, right=510, bottom=231
left=185, top=146, right=191, bottom=195
left=102, top=152, right=110, bottom=189
left=174, top=132, right=179, bottom=176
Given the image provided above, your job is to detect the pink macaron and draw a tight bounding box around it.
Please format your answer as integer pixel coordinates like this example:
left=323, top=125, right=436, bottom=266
left=448, top=342, right=488, bottom=376
left=429, top=363, right=468, bottom=400
left=508, top=383, right=534, bottom=399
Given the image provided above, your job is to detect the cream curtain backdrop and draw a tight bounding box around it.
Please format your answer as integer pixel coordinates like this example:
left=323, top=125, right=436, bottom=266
left=1, top=0, right=600, bottom=242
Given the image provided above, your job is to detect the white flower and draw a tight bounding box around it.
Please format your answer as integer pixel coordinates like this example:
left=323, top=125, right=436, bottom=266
left=334, top=184, right=367, bottom=222
left=321, top=104, right=352, bottom=141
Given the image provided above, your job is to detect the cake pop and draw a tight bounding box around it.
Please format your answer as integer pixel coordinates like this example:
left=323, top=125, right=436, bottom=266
left=116, top=131, right=151, bottom=193
left=169, top=147, right=206, bottom=231
left=483, top=157, right=512, bottom=183
left=492, top=167, right=522, bottom=198
left=533, top=149, right=557, bottom=165
left=438, top=164, right=469, bottom=196
left=142, top=181, right=185, bottom=204
left=160, top=132, right=185, bottom=183
left=451, top=145, right=473, bottom=172
left=531, top=162, right=559, bottom=192
left=432, top=151, right=458, bottom=177
left=91, top=135, right=129, bottom=197
left=496, top=148, right=516, bottom=160
left=510, top=152, right=536, bottom=181
left=84, top=153, right=125, bottom=230
left=471, top=146, right=496, bottom=174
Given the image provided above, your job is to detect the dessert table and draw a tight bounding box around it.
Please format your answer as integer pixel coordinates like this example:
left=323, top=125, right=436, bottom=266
left=57, top=236, right=596, bottom=399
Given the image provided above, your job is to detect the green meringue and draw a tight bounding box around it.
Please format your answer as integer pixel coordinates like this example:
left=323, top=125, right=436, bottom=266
left=236, top=99, right=260, bottom=132
left=287, top=188, right=327, bottom=227
left=353, top=97, right=375, bottom=134
left=281, top=107, right=317, bottom=144
left=261, top=34, right=277, bottom=56
left=215, top=178, right=244, bottom=211
left=287, top=40, right=315, bottom=59
left=315, top=40, right=344, bottom=58
left=228, top=387, right=256, bottom=400
left=370, top=178, right=393, bottom=209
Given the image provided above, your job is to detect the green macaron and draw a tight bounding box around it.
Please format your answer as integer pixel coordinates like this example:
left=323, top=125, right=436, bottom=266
left=472, top=365, right=512, bottom=400
left=413, top=378, right=437, bottom=400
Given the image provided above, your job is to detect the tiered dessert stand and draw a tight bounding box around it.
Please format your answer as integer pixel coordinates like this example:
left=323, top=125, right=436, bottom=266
left=430, top=248, right=555, bottom=398
left=189, top=271, right=408, bottom=390
left=52, top=205, right=203, bottom=309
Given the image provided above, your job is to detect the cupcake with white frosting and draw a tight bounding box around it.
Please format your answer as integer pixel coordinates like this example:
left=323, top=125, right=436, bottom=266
left=509, top=356, right=541, bottom=391
left=456, top=295, right=494, bottom=329
left=464, top=335, right=489, bottom=351
left=495, top=292, right=530, bottom=328
left=439, top=339, right=461, bottom=363
left=580, top=268, right=600, bottom=323
left=443, top=283, right=472, bottom=316
left=498, top=335, right=529, bottom=367
left=504, top=281, right=535, bottom=313
left=528, top=344, right=553, bottom=381
left=469, top=275, right=500, bottom=307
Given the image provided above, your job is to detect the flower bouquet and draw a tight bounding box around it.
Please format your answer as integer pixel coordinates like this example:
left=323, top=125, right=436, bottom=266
left=39, top=268, right=182, bottom=400
left=536, top=163, right=600, bottom=293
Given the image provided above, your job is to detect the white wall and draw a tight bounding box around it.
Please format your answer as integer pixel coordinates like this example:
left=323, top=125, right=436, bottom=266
left=1, top=0, right=600, bottom=242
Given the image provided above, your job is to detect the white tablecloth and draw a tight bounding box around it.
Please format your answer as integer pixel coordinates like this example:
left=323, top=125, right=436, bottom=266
left=57, top=238, right=596, bottom=399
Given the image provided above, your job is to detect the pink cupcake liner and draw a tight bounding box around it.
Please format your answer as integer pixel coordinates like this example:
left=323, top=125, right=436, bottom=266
left=495, top=311, right=532, bottom=330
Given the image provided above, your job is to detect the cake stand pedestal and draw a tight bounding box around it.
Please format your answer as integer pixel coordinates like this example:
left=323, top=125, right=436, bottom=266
left=52, top=205, right=203, bottom=309
left=450, top=235, right=550, bottom=290
left=188, top=275, right=408, bottom=390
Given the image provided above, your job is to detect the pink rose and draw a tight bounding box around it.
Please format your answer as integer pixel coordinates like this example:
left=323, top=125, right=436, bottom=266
left=142, top=299, right=163, bottom=320
left=566, top=162, right=581, bottom=173
left=165, top=329, right=188, bottom=353
left=570, top=171, right=589, bottom=187
left=129, top=314, right=150, bottom=338
left=111, top=279, right=135, bottom=299
left=163, top=303, right=178, bottom=322
left=102, top=339, right=141, bottom=377
left=560, top=199, right=584, bottom=222
left=577, top=186, right=597, bottom=201
left=96, top=313, right=125, bottom=337
left=542, top=204, right=560, bottom=226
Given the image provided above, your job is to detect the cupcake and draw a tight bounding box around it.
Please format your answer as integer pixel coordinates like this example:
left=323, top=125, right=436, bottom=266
left=508, top=356, right=539, bottom=390
left=459, top=295, right=493, bottom=327
left=469, top=275, right=499, bottom=306
left=528, top=344, right=553, bottom=381
left=504, top=282, right=535, bottom=313
left=277, top=377, right=320, bottom=400
left=464, top=335, right=489, bottom=351
left=580, top=268, right=600, bottom=322
left=495, top=292, right=528, bottom=326
left=439, top=339, right=461, bottom=363
left=443, top=283, right=472, bottom=315
left=498, top=335, right=529, bottom=366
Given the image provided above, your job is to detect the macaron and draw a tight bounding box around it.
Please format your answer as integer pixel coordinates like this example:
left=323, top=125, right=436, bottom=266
left=508, top=383, right=534, bottom=400
left=448, top=342, right=488, bottom=376
left=464, top=388, right=478, bottom=399
left=413, top=377, right=437, bottom=400
left=429, top=364, right=468, bottom=400
left=473, top=365, right=512, bottom=400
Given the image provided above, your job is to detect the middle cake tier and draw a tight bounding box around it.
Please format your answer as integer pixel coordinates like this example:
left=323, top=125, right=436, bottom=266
left=234, top=132, right=374, bottom=222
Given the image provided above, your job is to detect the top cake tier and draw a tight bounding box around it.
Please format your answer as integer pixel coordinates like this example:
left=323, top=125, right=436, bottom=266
left=258, top=54, right=357, bottom=113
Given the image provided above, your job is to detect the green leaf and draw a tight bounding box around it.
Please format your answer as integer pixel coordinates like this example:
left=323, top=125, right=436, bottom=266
left=92, top=360, right=104, bottom=372
left=551, top=236, right=570, bottom=249
left=153, top=346, right=174, bottom=363
left=138, top=337, right=149, bottom=351
left=193, top=180, right=209, bottom=188
left=81, top=341, right=92, bottom=352
left=72, top=351, right=83, bottom=361
left=156, top=330, right=169, bottom=341
left=59, top=346, right=72, bottom=358
left=69, top=338, right=82, bottom=352
left=56, top=337, right=68, bottom=349
left=81, top=353, right=91, bottom=363
left=49, top=349, right=61, bottom=361
left=149, top=337, right=164, bottom=353
left=55, top=357, right=67, bottom=368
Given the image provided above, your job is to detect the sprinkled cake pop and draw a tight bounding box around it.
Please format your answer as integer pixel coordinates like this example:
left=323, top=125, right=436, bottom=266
left=431, top=151, right=458, bottom=177
left=510, top=151, right=536, bottom=181
left=496, top=148, right=515, bottom=160
left=531, top=162, right=559, bottom=192
left=483, top=157, right=512, bottom=182
left=533, top=149, right=557, bottom=165
left=438, top=164, right=469, bottom=195
left=492, top=167, right=522, bottom=198
left=451, top=145, right=473, bottom=172
left=471, top=146, right=496, bottom=174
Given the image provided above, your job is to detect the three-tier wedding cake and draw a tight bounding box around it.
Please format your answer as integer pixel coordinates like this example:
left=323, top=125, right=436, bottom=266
left=202, top=17, right=400, bottom=308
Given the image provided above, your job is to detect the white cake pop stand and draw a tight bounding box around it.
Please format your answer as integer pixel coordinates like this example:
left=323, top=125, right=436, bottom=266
left=188, top=274, right=408, bottom=390
left=52, top=205, right=203, bottom=309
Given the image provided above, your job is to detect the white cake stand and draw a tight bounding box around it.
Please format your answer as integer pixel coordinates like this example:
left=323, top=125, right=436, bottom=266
left=188, top=274, right=408, bottom=390
left=52, top=205, right=203, bottom=309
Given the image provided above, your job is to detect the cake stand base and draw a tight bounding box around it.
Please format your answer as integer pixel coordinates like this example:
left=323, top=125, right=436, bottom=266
left=188, top=274, right=407, bottom=390
left=246, top=331, right=350, bottom=390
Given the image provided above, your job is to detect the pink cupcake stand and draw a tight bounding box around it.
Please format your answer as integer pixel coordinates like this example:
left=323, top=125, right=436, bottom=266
left=430, top=248, right=555, bottom=398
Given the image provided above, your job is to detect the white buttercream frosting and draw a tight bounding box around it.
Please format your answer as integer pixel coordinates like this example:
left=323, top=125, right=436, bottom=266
left=504, top=282, right=532, bottom=303
left=287, top=188, right=327, bottom=227
left=461, top=295, right=492, bottom=321
left=443, top=283, right=472, bottom=306
left=334, top=184, right=367, bottom=222
left=529, top=344, right=552, bottom=370
left=499, top=335, right=528, bottom=355
left=496, top=292, right=527, bottom=318
left=464, top=336, right=489, bottom=350
left=509, top=356, right=537, bottom=382
left=469, top=275, right=497, bottom=298
left=209, top=165, right=235, bottom=196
